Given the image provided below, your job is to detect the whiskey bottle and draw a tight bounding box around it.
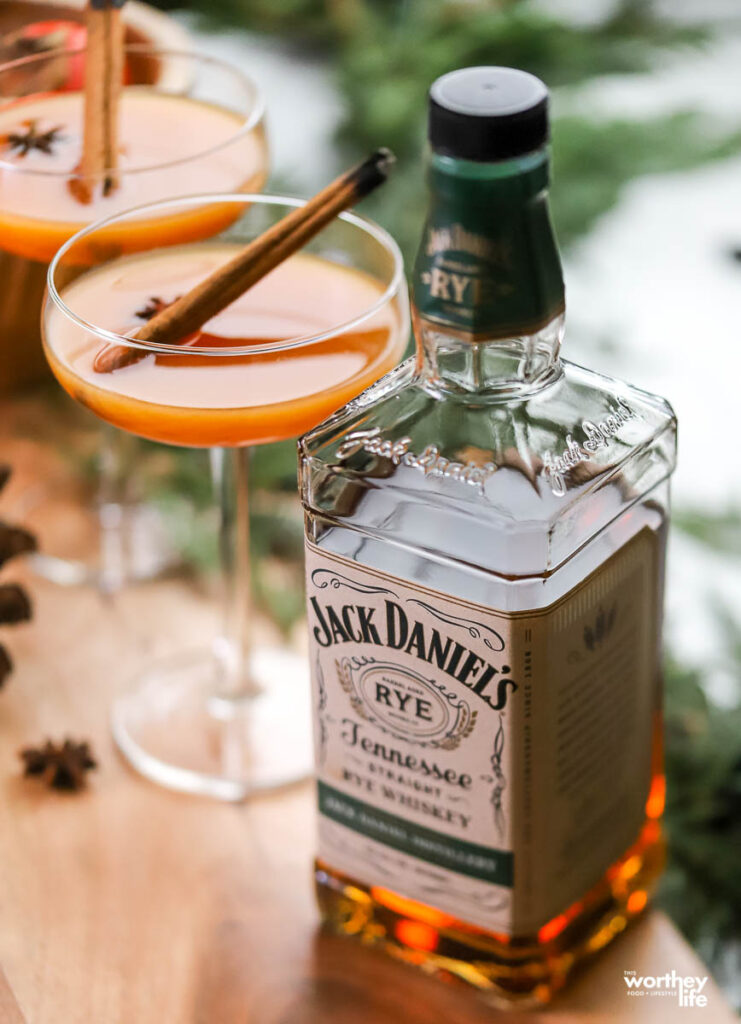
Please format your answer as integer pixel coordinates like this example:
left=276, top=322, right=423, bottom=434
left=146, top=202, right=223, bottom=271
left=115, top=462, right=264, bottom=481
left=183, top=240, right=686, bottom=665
left=299, top=66, right=676, bottom=1008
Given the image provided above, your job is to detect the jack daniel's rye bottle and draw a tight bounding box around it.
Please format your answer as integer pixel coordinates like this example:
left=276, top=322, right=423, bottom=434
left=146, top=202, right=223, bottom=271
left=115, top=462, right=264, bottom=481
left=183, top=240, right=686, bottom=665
left=299, top=67, right=677, bottom=1007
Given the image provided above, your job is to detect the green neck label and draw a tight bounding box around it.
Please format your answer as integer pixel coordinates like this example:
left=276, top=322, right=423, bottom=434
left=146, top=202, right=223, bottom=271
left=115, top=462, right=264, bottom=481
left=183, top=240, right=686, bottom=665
left=412, top=150, right=565, bottom=340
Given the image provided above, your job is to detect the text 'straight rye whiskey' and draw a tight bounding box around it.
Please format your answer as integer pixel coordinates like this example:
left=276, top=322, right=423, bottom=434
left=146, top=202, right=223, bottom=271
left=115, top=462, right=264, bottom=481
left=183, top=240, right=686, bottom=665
left=299, top=67, right=677, bottom=1007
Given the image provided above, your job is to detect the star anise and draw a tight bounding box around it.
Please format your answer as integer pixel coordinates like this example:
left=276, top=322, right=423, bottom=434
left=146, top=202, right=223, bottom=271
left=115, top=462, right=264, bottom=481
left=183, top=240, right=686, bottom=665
left=135, top=296, right=180, bottom=321
left=1, top=26, right=69, bottom=61
left=6, top=35, right=44, bottom=57
left=3, top=118, right=64, bottom=157
left=20, top=738, right=97, bottom=791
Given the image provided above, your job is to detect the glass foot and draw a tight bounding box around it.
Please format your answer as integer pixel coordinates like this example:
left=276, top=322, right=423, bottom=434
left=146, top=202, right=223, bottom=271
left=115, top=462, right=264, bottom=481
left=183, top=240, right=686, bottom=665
left=111, top=646, right=313, bottom=801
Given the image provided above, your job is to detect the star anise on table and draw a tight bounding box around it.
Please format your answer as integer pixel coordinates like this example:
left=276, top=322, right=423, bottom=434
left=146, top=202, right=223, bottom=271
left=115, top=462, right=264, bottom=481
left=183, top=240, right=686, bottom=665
left=3, top=118, right=64, bottom=157
left=20, top=738, right=97, bottom=792
left=135, top=296, right=180, bottom=321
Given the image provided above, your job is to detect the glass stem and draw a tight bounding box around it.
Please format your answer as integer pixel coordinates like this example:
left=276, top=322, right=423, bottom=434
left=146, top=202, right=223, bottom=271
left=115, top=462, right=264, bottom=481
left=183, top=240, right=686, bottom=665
left=98, top=425, right=135, bottom=596
left=212, top=446, right=261, bottom=700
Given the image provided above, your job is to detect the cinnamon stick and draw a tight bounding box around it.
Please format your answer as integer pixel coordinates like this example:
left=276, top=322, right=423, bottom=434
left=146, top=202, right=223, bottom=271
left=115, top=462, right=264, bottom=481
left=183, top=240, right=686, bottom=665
left=92, top=149, right=396, bottom=374
left=69, top=0, right=125, bottom=203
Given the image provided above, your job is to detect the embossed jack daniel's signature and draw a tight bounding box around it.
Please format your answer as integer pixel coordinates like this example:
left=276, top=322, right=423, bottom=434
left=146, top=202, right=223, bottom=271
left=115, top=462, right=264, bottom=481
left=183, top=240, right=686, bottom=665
left=337, top=394, right=639, bottom=499
left=336, top=427, right=496, bottom=492
left=542, top=396, right=639, bottom=496
left=299, top=67, right=677, bottom=1009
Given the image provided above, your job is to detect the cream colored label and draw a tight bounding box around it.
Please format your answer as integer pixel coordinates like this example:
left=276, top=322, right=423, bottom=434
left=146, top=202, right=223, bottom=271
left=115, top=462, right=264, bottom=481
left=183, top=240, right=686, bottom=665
left=306, top=531, right=657, bottom=935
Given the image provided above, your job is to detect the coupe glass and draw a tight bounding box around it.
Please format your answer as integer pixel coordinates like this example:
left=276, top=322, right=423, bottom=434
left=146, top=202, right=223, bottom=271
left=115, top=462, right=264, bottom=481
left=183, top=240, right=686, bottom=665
left=0, top=46, right=268, bottom=591
left=42, top=193, right=409, bottom=799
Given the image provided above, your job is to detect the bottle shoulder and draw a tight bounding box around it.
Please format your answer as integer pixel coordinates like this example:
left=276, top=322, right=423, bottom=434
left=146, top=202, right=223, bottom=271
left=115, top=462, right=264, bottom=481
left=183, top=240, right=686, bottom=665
left=299, top=356, right=677, bottom=575
left=300, top=355, right=676, bottom=504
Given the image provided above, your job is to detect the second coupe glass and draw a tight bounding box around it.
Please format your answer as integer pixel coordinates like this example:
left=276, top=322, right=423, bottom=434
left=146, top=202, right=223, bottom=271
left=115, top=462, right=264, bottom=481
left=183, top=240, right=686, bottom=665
left=43, top=192, right=409, bottom=800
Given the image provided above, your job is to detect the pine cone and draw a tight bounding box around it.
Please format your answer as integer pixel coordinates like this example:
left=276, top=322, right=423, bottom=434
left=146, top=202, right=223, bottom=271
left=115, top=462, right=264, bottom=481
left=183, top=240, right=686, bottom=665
left=0, top=465, right=37, bottom=688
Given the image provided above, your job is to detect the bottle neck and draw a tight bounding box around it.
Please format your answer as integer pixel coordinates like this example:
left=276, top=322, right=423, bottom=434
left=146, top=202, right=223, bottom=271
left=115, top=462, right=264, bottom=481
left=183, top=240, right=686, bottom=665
left=412, top=148, right=565, bottom=397
left=414, top=310, right=564, bottom=400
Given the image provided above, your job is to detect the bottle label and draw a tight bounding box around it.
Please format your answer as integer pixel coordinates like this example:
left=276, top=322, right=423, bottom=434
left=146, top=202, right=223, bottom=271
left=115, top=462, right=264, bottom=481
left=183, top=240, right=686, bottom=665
left=412, top=199, right=564, bottom=339
left=306, top=530, right=657, bottom=936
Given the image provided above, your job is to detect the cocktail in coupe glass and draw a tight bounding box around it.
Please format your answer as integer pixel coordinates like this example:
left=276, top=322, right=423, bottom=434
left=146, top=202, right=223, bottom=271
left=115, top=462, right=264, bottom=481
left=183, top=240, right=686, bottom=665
left=42, top=193, right=409, bottom=799
left=0, top=46, right=268, bottom=588
left=0, top=46, right=267, bottom=260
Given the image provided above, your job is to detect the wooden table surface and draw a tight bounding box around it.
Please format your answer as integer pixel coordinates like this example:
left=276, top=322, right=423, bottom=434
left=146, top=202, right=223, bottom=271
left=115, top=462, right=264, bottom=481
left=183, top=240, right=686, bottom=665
left=0, top=426, right=737, bottom=1024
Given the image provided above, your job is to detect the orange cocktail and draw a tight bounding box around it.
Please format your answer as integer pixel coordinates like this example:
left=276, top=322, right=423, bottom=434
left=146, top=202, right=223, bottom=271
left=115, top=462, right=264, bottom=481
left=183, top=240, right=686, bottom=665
left=44, top=244, right=404, bottom=447
left=0, top=46, right=267, bottom=398
left=42, top=193, right=409, bottom=802
left=0, top=48, right=267, bottom=264
left=0, top=47, right=268, bottom=588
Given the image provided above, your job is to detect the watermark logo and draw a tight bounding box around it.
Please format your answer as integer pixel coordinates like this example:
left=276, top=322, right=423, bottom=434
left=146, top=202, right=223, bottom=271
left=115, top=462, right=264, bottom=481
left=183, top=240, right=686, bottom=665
left=624, top=970, right=709, bottom=1008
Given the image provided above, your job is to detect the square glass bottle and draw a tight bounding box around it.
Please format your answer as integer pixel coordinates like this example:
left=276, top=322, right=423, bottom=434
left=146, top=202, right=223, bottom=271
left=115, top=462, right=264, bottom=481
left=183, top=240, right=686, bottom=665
left=299, top=67, right=677, bottom=1008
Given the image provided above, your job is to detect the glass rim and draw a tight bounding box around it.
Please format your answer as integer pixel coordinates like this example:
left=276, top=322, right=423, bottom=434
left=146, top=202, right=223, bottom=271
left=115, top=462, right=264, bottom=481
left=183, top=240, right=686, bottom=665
left=46, top=192, right=408, bottom=358
left=0, top=44, right=266, bottom=179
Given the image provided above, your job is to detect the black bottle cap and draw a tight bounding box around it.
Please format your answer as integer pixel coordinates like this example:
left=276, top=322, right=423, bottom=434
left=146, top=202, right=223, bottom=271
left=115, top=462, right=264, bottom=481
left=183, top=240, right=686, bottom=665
left=429, top=66, right=549, bottom=162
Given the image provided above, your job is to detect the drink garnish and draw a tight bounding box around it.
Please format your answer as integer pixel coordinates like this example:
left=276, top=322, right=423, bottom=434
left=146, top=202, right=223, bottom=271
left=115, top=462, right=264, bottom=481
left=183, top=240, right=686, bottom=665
left=135, top=297, right=180, bottom=321
left=68, top=0, right=125, bottom=203
left=3, top=118, right=64, bottom=156
left=1, top=21, right=88, bottom=92
left=20, top=738, right=97, bottom=791
left=92, top=148, right=396, bottom=373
